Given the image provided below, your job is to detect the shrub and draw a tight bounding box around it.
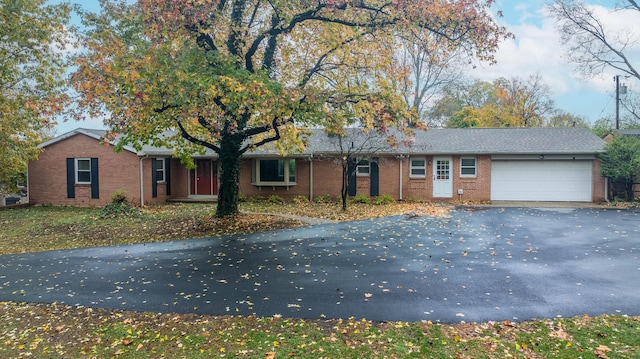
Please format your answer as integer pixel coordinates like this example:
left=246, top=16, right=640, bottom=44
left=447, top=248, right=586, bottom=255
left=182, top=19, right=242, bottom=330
left=351, top=194, right=370, bottom=204
left=267, top=195, right=285, bottom=204
left=101, top=190, right=137, bottom=218
left=248, top=195, right=264, bottom=203
left=314, top=194, right=333, bottom=204
left=238, top=193, right=247, bottom=202
left=292, top=195, right=310, bottom=204
left=111, top=189, right=128, bottom=203
left=373, top=194, right=395, bottom=205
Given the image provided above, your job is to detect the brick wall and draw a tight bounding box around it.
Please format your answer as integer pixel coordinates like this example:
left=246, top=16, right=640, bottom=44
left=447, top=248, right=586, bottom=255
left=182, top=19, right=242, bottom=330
left=30, top=133, right=605, bottom=206
left=452, top=155, right=491, bottom=201
left=237, top=155, right=493, bottom=203
left=401, top=155, right=491, bottom=202
left=29, top=133, right=142, bottom=206
left=592, top=159, right=606, bottom=202
left=170, top=158, right=190, bottom=199
left=238, top=158, right=313, bottom=200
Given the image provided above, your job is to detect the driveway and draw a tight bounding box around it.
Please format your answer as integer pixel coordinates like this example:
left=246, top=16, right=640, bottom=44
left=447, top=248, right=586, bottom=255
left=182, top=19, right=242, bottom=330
left=0, top=206, right=638, bottom=323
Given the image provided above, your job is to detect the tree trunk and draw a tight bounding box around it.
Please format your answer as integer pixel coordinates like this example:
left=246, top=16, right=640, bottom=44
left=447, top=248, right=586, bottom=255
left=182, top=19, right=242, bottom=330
left=216, top=131, right=243, bottom=218
left=626, top=180, right=635, bottom=202
left=341, top=160, right=348, bottom=211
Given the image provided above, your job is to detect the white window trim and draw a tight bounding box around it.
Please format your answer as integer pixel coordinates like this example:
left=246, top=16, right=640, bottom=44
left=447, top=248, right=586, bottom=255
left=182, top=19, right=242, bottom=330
left=75, top=158, right=91, bottom=184
left=409, top=157, right=427, bottom=179
left=156, top=158, right=166, bottom=183
left=356, top=159, right=370, bottom=177
left=460, top=157, right=477, bottom=178
left=252, top=158, right=297, bottom=186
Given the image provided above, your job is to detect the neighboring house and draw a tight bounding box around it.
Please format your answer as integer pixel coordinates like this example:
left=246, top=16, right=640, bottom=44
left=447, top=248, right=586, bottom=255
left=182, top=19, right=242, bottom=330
left=603, top=129, right=640, bottom=142
left=28, top=127, right=607, bottom=206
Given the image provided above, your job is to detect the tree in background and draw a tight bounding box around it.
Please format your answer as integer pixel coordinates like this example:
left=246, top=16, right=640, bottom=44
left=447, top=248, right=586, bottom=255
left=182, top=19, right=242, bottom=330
left=549, top=0, right=639, bottom=82
left=493, top=74, right=555, bottom=127
left=442, top=74, right=556, bottom=128
left=73, top=0, right=509, bottom=217
left=591, top=117, right=616, bottom=138
left=619, top=87, right=640, bottom=126
left=395, top=29, right=470, bottom=128
left=549, top=0, right=639, bottom=129
left=427, top=79, right=498, bottom=126
left=599, top=135, right=640, bottom=201
left=548, top=111, right=588, bottom=128
left=0, top=0, right=71, bottom=192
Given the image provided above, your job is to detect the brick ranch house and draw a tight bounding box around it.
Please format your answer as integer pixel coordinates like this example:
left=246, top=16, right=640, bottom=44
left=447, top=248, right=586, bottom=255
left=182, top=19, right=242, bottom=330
left=27, top=127, right=607, bottom=206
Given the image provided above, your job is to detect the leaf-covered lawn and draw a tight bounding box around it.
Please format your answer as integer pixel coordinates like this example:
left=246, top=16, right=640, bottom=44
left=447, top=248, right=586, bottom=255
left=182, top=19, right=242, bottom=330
left=0, top=202, right=449, bottom=255
left=1, top=202, right=639, bottom=358
left=1, top=301, right=638, bottom=358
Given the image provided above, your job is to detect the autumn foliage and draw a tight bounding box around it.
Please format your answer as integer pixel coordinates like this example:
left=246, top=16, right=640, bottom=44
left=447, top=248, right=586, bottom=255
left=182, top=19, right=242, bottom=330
left=72, top=0, right=509, bottom=216
left=0, top=0, right=71, bottom=191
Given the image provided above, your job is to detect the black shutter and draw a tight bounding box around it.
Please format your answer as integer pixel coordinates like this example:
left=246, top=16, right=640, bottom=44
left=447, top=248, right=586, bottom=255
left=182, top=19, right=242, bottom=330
left=90, top=158, right=99, bottom=199
left=165, top=158, right=171, bottom=196
left=152, top=158, right=158, bottom=198
left=370, top=158, right=379, bottom=197
left=347, top=158, right=357, bottom=196
left=66, top=158, right=75, bottom=198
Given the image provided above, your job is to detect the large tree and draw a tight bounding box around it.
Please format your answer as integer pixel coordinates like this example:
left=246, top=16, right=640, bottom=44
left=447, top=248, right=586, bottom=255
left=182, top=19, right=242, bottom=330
left=0, top=0, right=71, bottom=192
left=548, top=0, right=640, bottom=81
left=396, top=29, right=469, bottom=128
left=443, top=75, right=556, bottom=128
left=73, top=0, right=509, bottom=217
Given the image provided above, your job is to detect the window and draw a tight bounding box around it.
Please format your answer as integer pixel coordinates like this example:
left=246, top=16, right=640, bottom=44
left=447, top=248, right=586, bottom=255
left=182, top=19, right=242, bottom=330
left=356, top=159, right=370, bottom=177
left=253, top=159, right=296, bottom=185
left=436, top=159, right=451, bottom=180
left=75, top=158, right=91, bottom=184
left=460, top=157, right=477, bottom=177
left=156, top=158, right=165, bottom=182
left=410, top=157, right=427, bottom=178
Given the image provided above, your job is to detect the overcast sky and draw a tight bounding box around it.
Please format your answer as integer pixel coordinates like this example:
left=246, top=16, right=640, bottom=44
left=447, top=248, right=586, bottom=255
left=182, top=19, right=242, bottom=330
left=52, top=0, right=640, bottom=134
left=472, top=0, right=639, bottom=124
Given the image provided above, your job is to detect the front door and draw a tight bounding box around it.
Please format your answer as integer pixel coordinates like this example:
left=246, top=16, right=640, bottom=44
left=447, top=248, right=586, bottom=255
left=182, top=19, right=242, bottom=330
left=190, top=159, right=217, bottom=195
left=433, top=157, right=453, bottom=198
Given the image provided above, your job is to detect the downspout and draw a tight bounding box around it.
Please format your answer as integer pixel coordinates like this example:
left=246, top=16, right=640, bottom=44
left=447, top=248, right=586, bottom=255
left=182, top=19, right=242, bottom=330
left=399, top=155, right=404, bottom=201
left=139, top=156, right=146, bottom=207
left=26, top=162, right=30, bottom=204
left=309, top=152, right=314, bottom=201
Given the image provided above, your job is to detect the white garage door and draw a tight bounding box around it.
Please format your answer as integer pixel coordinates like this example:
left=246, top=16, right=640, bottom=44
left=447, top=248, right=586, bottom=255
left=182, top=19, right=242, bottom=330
left=491, top=161, right=593, bottom=202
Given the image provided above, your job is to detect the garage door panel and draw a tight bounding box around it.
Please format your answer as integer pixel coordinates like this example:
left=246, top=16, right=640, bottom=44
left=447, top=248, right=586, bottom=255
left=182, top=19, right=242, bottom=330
left=491, top=161, right=592, bottom=202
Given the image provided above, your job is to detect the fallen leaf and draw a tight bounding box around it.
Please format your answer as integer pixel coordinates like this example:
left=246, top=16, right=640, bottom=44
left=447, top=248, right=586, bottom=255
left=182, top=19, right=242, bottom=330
left=550, top=330, right=570, bottom=340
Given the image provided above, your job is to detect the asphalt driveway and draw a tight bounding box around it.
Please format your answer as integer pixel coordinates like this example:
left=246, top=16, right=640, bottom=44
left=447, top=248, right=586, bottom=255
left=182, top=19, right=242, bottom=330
left=0, top=206, right=638, bottom=323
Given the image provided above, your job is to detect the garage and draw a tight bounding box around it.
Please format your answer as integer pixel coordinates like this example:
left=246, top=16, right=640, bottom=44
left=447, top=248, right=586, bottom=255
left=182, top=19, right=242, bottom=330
left=491, top=160, right=593, bottom=202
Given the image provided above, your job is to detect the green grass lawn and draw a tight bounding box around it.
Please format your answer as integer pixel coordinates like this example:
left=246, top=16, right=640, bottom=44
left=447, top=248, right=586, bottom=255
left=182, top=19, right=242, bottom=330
left=1, top=203, right=639, bottom=358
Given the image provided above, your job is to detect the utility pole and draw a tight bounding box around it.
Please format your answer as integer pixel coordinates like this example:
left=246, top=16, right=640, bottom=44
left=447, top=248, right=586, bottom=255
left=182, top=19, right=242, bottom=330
left=614, top=75, right=628, bottom=130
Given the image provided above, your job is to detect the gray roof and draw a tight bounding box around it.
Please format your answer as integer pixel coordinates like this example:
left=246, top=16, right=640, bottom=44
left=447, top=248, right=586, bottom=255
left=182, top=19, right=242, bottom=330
left=253, top=127, right=606, bottom=156
left=43, top=126, right=606, bottom=157
left=612, top=129, right=640, bottom=139
left=401, top=127, right=606, bottom=155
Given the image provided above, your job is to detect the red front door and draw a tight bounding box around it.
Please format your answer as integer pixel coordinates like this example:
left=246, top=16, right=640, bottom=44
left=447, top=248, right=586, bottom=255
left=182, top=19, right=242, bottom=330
left=190, top=159, right=217, bottom=195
